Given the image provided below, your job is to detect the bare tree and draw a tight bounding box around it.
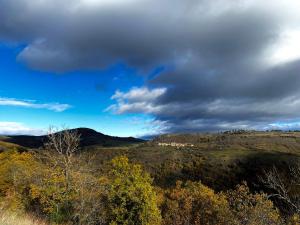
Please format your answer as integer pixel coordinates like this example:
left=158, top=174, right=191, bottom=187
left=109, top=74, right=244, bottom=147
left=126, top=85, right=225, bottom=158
left=40, top=126, right=109, bottom=224
left=44, top=126, right=81, bottom=190
left=260, top=165, right=300, bottom=215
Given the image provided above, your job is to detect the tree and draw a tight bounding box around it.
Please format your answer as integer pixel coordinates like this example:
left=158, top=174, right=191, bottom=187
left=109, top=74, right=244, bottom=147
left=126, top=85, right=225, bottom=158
left=44, top=126, right=81, bottom=190
left=261, top=165, right=300, bottom=221
left=226, top=182, right=282, bottom=225
left=161, top=181, right=234, bottom=225
left=27, top=126, right=82, bottom=223
left=108, top=156, right=161, bottom=225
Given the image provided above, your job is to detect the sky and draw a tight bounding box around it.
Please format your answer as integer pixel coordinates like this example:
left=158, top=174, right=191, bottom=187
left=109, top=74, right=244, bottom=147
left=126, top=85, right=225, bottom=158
left=1, top=0, right=300, bottom=137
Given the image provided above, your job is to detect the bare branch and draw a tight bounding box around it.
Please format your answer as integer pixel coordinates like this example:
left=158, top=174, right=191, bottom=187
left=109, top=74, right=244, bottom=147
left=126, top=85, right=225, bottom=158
left=260, top=165, right=300, bottom=214
left=44, top=126, right=81, bottom=190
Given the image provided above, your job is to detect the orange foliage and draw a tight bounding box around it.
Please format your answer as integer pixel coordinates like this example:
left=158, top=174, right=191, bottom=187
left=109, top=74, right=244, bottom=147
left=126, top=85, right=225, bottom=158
left=161, top=181, right=235, bottom=225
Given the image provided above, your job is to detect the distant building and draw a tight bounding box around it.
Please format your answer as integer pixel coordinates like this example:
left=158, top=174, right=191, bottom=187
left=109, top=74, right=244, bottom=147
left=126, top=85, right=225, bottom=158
left=157, top=142, right=194, bottom=148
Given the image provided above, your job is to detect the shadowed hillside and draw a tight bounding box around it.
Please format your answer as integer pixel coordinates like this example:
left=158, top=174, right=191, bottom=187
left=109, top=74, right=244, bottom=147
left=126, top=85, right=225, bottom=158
left=0, top=128, right=144, bottom=148
left=58, top=130, right=300, bottom=191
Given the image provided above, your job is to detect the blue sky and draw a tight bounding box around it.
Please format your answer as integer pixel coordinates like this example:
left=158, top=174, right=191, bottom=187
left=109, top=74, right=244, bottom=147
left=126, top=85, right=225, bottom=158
left=0, top=44, right=157, bottom=137
left=1, top=0, right=300, bottom=136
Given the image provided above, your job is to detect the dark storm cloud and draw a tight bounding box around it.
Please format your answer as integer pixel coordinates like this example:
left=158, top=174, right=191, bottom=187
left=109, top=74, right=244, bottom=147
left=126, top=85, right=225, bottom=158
left=0, top=0, right=282, bottom=72
left=1, top=0, right=300, bottom=133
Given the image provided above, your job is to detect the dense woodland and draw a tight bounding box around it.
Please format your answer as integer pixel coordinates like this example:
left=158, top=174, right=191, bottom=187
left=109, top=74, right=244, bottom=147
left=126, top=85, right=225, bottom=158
left=1, top=129, right=300, bottom=224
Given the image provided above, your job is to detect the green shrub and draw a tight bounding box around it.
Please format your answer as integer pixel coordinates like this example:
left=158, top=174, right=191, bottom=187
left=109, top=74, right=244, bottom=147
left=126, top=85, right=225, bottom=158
left=108, top=156, right=161, bottom=225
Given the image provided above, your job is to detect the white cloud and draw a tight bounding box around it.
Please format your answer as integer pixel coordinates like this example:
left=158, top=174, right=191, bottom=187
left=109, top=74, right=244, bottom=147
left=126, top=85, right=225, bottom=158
left=0, top=97, right=71, bottom=112
left=111, top=87, right=166, bottom=102
left=107, top=87, right=166, bottom=114
left=268, top=29, right=300, bottom=65
left=0, top=122, right=45, bottom=135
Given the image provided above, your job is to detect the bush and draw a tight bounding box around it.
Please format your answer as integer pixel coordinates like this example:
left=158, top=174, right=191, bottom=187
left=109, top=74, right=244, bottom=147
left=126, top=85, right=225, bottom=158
left=287, top=214, right=300, bottom=225
left=28, top=153, right=109, bottom=224
left=0, top=150, right=39, bottom=211
left=161, top=180, right=235, bottom=225
left=28, top=166, right=75, bottom=223
left=226, top=182, right=283, bottom=225
left=108, top=156, right=161, bottom=225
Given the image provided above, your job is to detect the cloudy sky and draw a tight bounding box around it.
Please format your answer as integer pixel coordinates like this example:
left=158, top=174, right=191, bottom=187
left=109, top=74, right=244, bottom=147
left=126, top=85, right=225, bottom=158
left=1, top=0, right=300, bottom=136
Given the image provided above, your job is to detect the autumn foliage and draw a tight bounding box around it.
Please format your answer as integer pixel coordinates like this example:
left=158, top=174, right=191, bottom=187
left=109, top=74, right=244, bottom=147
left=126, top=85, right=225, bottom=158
left=108, top=156, right=161, bottom=225
left=161, top=180, right=234, bottom=225
left=0, top=147, right=291, bottom=225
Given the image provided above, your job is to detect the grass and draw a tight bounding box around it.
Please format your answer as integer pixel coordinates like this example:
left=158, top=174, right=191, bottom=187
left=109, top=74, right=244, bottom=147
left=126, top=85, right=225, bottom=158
left=0, top=140, right=27, bottom=152
left=0, top=210, right=48, bottom=225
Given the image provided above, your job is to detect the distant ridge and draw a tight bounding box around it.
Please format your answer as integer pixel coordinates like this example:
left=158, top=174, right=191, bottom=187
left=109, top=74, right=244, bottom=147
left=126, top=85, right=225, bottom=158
left=1, top=128, right=144, bottom=148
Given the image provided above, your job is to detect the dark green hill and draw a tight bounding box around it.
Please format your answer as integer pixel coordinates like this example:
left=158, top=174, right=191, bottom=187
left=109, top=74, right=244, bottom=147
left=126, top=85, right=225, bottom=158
left=0, top=128, right=144, bottom=148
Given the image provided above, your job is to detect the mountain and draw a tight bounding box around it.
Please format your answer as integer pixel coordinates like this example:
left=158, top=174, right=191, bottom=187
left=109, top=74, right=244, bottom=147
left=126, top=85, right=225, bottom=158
left=0, top=128, right=144, bottom=148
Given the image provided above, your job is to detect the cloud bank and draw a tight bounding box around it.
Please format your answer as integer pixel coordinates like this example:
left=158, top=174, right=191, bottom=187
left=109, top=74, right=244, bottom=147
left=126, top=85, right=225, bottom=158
left=0, top=122, right=44, bottom=135
left=2, top=0, right=300, bottom=132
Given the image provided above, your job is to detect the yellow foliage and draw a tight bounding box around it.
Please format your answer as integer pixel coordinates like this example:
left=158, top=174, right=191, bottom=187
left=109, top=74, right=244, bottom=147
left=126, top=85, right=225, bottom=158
left=0, top=149, right=288, bottom=225
left=287, top=214, right=300, bottom=225
left=108, top=156, right=161, bottom=225
left=161, top=181, right=235, bottom=225
left=28, top=166, right=75, bottom=223
left=0, top=150, right=39, bottom=211
left=226, top=182, right=283, bottom=225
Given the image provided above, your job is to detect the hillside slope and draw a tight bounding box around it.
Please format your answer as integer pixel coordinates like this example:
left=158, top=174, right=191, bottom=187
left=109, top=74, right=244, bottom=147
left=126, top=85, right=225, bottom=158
left=84, top=131, right=300, bottom=190
left=1, top=130, right=300, bottom=191
left=153, top=131, right=300, bottom=154
left=0, top=128, right=144, bottom=148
